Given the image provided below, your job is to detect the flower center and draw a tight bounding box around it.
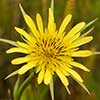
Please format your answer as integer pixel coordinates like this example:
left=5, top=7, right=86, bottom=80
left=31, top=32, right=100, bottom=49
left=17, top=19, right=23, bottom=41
left=34, top=36, right=67, bottom=61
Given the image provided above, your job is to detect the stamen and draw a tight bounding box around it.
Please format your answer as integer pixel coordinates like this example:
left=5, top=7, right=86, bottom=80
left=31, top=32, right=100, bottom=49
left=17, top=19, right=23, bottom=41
left=33, top=35, right=67, bottom=66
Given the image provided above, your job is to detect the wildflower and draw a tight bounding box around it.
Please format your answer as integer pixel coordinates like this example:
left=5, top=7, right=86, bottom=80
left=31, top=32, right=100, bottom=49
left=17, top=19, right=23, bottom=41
left=6, top=4, right=93, bottom=94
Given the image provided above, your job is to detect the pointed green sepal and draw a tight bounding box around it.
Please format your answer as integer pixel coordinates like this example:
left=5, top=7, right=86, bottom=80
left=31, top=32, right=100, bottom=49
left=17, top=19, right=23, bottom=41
left=81, top=18, right=98, bottom=32
left=94, top=52, right=100, bottom=55
left=81, top=27, right=94, bottom=37
left=65, top=86, right=71, bottom=95
left=19, top=3, right=26, bottom=16
left=75, top=79, right=90, bottom=95
left=49, top=78, right=54, bottom=100
left=0, top=38, right=17, bottom=46
left=5, top=70, right=18, bottom=79
left=51, top=0, right=54, bottom=12
left=78, top=82, right=90, bottom=95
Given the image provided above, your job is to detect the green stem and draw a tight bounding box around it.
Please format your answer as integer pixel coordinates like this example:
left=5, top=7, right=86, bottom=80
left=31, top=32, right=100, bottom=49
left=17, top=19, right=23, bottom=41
left=13, top=76, right=20, bottom=100
left=16, top=72, right=34, bottom=100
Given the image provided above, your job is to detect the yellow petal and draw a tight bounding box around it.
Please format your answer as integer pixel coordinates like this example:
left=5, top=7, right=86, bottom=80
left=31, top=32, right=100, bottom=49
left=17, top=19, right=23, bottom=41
left=36, top=13, right=43, bottom=33
left=36, top=60, right=45, bottom=73
left=66, top=67, right=83, bottom=82
left=58, top=14, right=72, bottom=36
left=56, top=56, right=73, bottom=63
left=64, top=22, right=86, bottom=40
left=44, top=69, right=52, bottom=85
left=68, top=36, right=93, bottom=49
left=6, top=47, right=31, bottom=54
left=60, top=67, right=70, bottom=76
left=11, top=56, right=32, bottom=65
left=66, top=48, right=79, bottom=55
left=24, top=15, right=39, bottom=37
left=38, top=68, right=45, bottom=84
left=48, top=8, right=55, bottom=33
left=17, top=41, right=29, bottom=49
left=15, top=27, right=31, bottom=41
left=70, top=61, right=90, bottom=72
left=36, top=65, right=41, bottom=74
left=68, top=32, right=81, bottom=43
left=18, top=61, right=36, bottom=75
left=56, top=68, right=69, bottom=86
left=70, top=50, right=93, bottom=57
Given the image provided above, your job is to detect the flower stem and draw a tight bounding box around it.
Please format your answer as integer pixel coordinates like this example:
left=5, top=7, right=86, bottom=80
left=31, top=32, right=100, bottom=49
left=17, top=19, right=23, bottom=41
left=13, top=76, right=20, bottom=100
left=15, top=72, right=34, bottom=100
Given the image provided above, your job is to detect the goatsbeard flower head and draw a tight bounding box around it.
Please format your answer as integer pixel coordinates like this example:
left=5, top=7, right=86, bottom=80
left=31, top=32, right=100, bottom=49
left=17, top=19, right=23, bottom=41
left=6, top=4, right=94, bottom=94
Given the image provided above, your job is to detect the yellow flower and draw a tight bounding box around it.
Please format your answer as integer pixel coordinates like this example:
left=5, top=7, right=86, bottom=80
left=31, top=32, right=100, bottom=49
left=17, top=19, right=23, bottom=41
left=6, top=5, right=93, bottom=93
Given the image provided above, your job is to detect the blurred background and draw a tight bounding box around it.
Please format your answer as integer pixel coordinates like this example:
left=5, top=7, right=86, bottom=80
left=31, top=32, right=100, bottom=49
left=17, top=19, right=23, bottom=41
left=0, top=0, right=100, bottom=100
